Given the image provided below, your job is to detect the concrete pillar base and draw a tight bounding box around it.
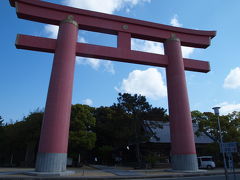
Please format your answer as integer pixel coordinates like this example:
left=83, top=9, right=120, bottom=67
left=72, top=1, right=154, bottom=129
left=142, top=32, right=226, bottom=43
left=35, top=153, right=67, bottom=172
left=171, top=154, right=198, bottom=171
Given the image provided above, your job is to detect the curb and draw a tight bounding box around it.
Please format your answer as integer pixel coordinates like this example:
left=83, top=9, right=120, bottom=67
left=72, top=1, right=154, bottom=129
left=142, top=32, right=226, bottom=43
left=0, top=171, right=239, bottom=180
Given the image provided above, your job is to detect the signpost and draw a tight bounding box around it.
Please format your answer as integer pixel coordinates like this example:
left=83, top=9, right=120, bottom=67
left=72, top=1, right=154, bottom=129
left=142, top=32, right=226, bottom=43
left=221, top=142, right=238, bottom=153
left=221, top=142, right=238, bottom=180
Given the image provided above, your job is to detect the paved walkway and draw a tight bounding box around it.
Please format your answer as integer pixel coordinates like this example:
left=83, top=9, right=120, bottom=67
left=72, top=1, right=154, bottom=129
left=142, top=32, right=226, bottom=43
left=91, top=165, right=144, bottom=176
left=0, top=165, right=239, bottom=179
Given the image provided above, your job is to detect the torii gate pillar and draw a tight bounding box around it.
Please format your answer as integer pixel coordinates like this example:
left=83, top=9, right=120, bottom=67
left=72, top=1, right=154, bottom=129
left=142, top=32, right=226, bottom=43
left=164, top=35, right=198, bottom=171
left=35, top=16, right=78, bottom=173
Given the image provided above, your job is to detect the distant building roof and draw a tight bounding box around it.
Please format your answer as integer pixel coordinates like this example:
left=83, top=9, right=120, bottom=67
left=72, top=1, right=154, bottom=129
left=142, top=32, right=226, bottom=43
left=144, top=121, right=214, bottom=144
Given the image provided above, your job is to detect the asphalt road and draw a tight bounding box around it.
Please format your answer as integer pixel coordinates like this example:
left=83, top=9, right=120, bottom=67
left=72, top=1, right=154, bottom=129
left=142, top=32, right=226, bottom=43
left=133, top=174, right=239, bottom=180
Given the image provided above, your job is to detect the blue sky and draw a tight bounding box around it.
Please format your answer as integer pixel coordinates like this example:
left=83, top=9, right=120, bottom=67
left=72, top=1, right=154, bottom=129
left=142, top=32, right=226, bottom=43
left=1, top=0, right=240, bottom=122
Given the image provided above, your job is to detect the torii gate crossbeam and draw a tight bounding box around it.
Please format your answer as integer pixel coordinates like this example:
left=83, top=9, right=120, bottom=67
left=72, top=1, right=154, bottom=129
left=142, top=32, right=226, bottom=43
left=10, top=0, right=216, bottom=175
left=16, top=34, right=210, bottom=73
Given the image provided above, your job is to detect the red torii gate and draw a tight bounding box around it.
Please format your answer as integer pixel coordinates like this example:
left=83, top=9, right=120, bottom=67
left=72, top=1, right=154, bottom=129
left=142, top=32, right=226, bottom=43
left=10, top=0, right=216, bottom=175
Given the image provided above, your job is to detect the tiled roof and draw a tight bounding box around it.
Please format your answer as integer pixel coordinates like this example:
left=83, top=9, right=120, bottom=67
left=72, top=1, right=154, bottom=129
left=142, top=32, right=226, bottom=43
left=144, top=121, right=214, bottom=144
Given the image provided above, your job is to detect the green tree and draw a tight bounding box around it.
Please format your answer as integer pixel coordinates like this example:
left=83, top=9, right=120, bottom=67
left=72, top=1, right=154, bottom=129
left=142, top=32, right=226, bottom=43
left=0, top=116, right=4, bottom=125
left=1, top=111, right=43, bottom=166
left=114, top=93, right=152, bottom=165
left=192, top=110, right=240, bottom=165
left=0, top=116, right=4, bottom=141
left=23, top=111, right=43, bottom=166
left=95, top=106, right=132, bottom=148
left=94, top=105, right=134, bottom=164
left=97, top=145, right=114, bottom=164
left=94, top=94, right=167, bottom=165
left=192, top=110, right=240, bottom=142
left=191, top=110, right=217, bottom=141
left=143, top=107, right=168, bottom=122
left=221, top=111, right=240, bottom=142
left=0, top=116, right=6, bottom=164
left=68, top=104, right=96, bottom=162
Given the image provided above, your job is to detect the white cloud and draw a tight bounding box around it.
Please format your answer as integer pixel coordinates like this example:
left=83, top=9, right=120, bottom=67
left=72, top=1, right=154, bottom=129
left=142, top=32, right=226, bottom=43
left=215, top=102, right=240, bottom=115
left=131, top=38, right=194, bottom=58
left=181, top=46, right=194, bottom=58
left=78, top=36, right=87, bottom=43
left=44, top=25, right=59, bottom=39
left=223, top=67, right=240, bottom=89
left=131, top=38, right=164, bottom=54
left=103, top=61, right=115, bottom=74
left=124, top=0, right=151, bottom=6
left=170, top=15, right=182, bottom=27
left=76, top=57, right=100, bottom=69
left=116, top=68, right=167, bottom=100
left=125, top=8, right=131, bottom=13
left=76, top=57, right=115, bottom=74
left=83, top=98, right=93, bottom=106
left=62, top=0, right=151, bottom=14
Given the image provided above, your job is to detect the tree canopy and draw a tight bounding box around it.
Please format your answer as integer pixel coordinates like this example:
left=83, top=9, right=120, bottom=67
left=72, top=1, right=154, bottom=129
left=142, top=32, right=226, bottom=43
left=192, top=110, right=240, bottom=143
left=0, top=93, right=168, bottom=166
left=68, top=104, right=96, bottom=161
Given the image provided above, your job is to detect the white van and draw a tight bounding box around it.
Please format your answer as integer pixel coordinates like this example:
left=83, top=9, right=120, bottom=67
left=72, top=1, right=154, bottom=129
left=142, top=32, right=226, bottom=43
left=197, top=156, right=216, bottom=169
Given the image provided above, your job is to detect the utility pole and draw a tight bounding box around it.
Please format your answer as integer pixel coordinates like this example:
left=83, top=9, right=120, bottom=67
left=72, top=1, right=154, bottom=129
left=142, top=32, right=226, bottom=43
left=212, top=107, right=228, bottom=180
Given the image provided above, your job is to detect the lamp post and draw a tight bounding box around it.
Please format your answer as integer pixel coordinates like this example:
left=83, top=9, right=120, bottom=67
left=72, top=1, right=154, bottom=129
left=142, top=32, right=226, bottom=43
left=212, top=107, right=228, bottom=180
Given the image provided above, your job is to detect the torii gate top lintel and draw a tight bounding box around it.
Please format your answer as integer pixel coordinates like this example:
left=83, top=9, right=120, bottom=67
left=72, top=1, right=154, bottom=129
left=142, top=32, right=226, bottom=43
left=10, top=0, right=216, bottom=73
left=10, top=0, right=215, bottom=48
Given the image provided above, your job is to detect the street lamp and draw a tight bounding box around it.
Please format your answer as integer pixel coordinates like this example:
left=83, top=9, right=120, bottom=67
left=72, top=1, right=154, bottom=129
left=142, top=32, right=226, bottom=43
left=212, top=107, right=228, bottom=180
